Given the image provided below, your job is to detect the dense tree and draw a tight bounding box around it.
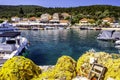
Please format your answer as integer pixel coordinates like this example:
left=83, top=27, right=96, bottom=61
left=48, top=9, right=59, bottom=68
left=0, top=20, right=4, bottom=23
left=19, top=8, right=24, bottom=17
left=36, top=12, right=42, bottom=17
left=88, top=19, right=95, bottom=24
left=0, top=5, right=120, bottom=24
left=27, top=13, right=35, bottom=18
left=102, top=22, right=110, bottom=27
left=96, top=19, right=102, bottom=26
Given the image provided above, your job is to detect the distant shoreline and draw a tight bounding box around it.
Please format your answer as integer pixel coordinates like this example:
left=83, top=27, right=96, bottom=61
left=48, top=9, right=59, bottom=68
left=16, top=25, right=120, bottom=31
left=18, top=27, right=120, bottom=31
left=71, top=26, right=120, bottom=31
left=101, top=28, right=120, bottom=31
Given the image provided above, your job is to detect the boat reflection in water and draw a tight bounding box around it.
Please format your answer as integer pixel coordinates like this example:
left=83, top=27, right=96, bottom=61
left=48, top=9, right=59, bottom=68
left=115, top=40, right=120, bottom=49
left=97, top=40, right=114, bottom=48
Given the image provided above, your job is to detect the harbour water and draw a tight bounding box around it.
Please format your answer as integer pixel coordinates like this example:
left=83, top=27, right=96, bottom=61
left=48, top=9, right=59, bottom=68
left=20, top=29, right=119, bottom=65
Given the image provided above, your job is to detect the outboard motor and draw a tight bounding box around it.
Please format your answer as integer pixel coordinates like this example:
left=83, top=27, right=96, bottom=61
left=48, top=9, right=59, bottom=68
left=16, top=36, right=20, bottom=45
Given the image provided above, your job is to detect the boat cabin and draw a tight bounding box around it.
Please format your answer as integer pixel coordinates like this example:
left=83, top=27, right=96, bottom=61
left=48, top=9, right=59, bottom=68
left=0, top=32, right=28, bottom=66
left=0, top=32, right=21, bottom=56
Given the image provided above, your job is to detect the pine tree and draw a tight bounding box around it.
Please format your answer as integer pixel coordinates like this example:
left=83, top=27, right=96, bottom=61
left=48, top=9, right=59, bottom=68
left=19, top=8, right=24, bottom=17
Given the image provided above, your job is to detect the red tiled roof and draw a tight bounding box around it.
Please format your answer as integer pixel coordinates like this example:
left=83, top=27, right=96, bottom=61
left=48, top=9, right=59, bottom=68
left=80, top=18, right=88, bottom=22
left=29, top=17, right=36, bottom=21
left=102, top=17, right=113, bottom=22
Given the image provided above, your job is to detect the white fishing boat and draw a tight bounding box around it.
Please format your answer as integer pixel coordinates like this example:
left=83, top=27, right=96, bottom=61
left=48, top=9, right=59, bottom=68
left=0, top=21, right=17, bottom=31
left=31, top=26, right=39, bottom=30
left=80, top=27, right=88, bottom=30
left=58, top=27, right=64, bottom=30
left=0, top=32, right=28, bottom=66
left=97, top=30, right=120, bottom=41
left=44, top=26, right=55, bottom=30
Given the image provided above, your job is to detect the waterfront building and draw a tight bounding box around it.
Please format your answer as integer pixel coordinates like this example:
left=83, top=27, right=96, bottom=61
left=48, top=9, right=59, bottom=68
left=11, top=16, right=20, bottom=22
left=102, top=17, right=115, bottom=27
left=12, top=13, right=70, bottom=29
left=12, top=19, right=69, bottom=30
left=40, top=13, right=51, bottom=23
left=111, top=23, right=120, bottom=28
left=102, top=17, right=114, bottom=23
left=22, top=18, right=29, bottom=21
left=29, top=17, right=40, bottom=22
left=79, top=18, right=89, bottom=26
left=52, top=13, right=59, bottom=20
left=59, top=20, right=70, bottom=26
left=49, top=13, right=59, bottom=23
left=29, top=17, right=37, bottom=22
left=78, top=18, right=95, bottom=26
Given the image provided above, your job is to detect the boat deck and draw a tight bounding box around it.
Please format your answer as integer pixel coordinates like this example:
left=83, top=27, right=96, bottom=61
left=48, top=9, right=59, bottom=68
left=0, top=59, right=7, bottom=67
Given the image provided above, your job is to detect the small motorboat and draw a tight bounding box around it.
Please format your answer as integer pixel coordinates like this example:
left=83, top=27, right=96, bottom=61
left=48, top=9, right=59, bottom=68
left=97, top=30, right=120, bottom=41
left=0, top=32, right=28, bottom=66
left=95, top=28, right=101, bottom=30
left=44, top=26, right=55, bottom=30
left=97, top=30, right=115, bottom=41
left=58, top=27, right=64, bottom=30
left=0, top=21, right=17, bottom=31
left=31, top=26, right=39, bottom=30
left=80, top=27, right=88, bottom=30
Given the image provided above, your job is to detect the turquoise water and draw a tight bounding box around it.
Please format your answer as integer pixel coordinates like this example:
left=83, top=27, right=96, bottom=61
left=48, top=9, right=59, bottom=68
left=20, top=29, right=119, bottom=65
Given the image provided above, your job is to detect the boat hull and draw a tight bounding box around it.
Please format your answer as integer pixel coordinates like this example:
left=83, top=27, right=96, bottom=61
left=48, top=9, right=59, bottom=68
left=80, top=27, right=88, bottom=30
left=97, top=37, right=115, bottom=41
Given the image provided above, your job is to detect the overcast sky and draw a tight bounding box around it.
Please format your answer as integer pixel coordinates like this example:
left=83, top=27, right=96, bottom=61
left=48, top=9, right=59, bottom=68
left=0, top=0, right=120, bottom=7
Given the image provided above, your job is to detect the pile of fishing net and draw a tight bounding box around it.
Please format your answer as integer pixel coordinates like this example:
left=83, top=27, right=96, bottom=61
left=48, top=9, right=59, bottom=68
left=32, top=56, right=76, bottom=80
left=76, top=51, right=120, bottom=80
left=1, top=51, right=120, bottom=80
left=0, top=56, right=41, bottom=80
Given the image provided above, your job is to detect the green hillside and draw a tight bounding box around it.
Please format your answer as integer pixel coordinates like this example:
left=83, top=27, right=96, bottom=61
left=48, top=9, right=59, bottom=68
left=0, top=5, right=120, bottom=23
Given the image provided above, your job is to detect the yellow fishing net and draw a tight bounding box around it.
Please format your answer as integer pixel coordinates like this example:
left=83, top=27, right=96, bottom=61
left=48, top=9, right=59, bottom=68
left=0, top=56, right=41, bottom=80
left=1, top=52, right=120, bottom=80
left=32, top=55, right=76, bottom=80
left=76, top=51, right=120, bottom=80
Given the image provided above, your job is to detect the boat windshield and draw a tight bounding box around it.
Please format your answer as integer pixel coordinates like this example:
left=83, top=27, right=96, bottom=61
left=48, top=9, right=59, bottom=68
left=0, top=37, right=12, bottom=43
left=0, top=37, right=6, bottom=43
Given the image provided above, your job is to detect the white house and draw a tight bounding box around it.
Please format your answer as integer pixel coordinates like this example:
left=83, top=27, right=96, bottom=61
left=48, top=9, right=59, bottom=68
left=40, top=13, right=51, bottom=22
left=78, top=18, right=95, bottom=26
left=49, top=13, right=59, bottom=23
left=11, top=17, right=20, bottom=22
